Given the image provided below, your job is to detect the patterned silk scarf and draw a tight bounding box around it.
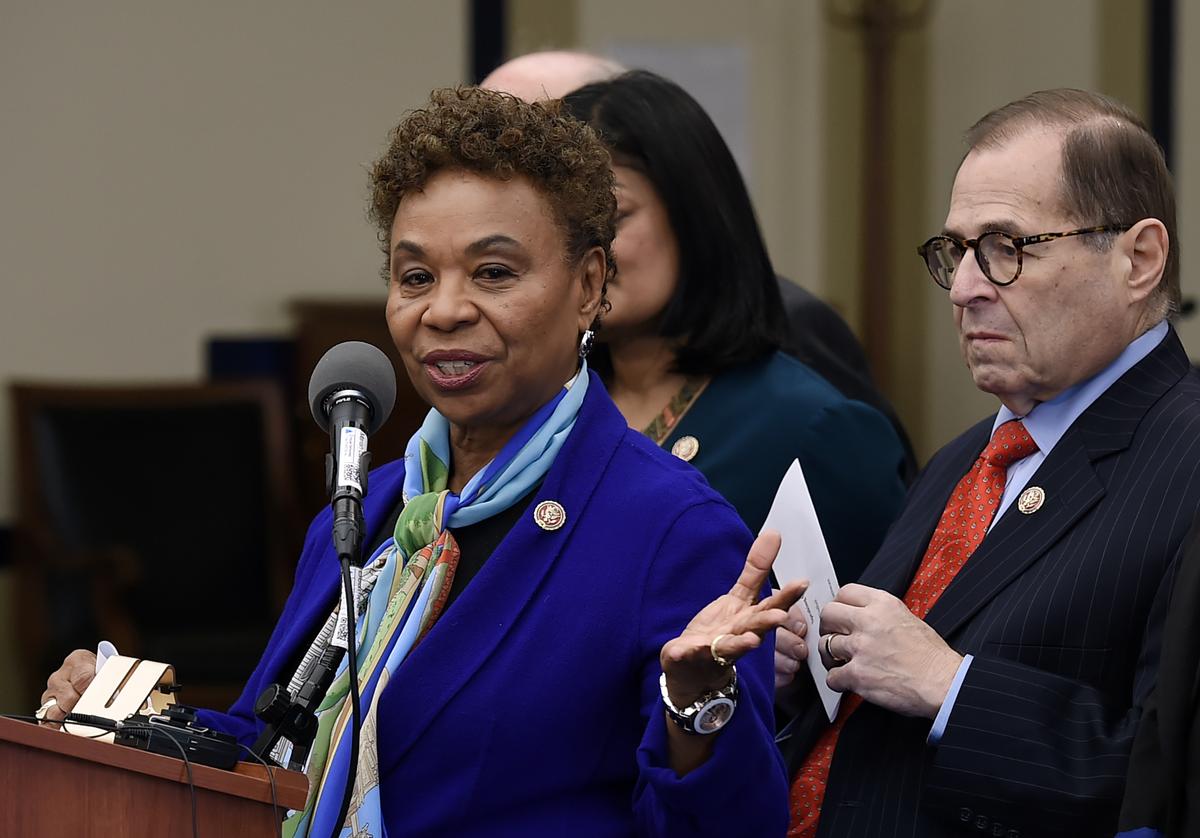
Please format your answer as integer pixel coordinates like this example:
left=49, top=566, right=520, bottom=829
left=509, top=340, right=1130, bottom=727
left=283, top=364, right=590, bottom=838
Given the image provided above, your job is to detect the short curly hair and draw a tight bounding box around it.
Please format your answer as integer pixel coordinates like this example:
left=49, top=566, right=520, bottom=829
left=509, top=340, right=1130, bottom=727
left=368, top=87, right=617, bottom=311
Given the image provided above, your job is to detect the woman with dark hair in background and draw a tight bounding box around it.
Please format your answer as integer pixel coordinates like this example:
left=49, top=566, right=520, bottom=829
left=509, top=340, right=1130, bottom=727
left=562, top=70, right=907, bottom=587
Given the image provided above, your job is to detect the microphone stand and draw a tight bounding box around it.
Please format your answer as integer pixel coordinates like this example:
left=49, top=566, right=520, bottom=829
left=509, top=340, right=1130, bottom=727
left=325, top=392, right=368, bottom=837
left=331, top=550, right=363, bottom=837
left=252, top=398, right=371, bottom=837
left=249, top=643, right=343, bottom=771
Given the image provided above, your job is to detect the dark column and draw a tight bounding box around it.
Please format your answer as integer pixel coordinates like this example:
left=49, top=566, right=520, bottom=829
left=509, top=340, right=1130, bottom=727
left=471, top=0, right=507, bottom=84
left=1148, top=0, right=1174, bottom=167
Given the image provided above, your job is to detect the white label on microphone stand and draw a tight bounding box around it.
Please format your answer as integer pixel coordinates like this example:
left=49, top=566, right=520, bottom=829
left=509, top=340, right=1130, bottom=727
left=332, top=564, right=362, bottom=651
left=337, top=426, right=368, bottom=492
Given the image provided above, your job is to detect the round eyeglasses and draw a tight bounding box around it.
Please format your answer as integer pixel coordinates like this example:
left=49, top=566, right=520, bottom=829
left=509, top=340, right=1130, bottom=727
left=917, top=224, right=1132, bottom=290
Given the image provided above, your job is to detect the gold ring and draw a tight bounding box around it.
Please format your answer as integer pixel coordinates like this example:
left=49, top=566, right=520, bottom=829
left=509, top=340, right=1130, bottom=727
left=825, top=634, right=848, bottom=665
left=710, top=634, right=732, bottom=667
left=35, top=697, right=57, bottom=721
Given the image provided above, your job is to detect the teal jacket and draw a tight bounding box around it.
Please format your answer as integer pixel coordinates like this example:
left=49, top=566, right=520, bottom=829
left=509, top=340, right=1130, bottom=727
left=661, top=351, right=908, bottom=583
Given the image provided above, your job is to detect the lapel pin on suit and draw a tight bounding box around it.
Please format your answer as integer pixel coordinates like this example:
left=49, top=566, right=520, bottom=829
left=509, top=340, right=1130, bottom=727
left=671, top=435, right=700, bottom=462
left=1018, top=486, right=1046, bottom=514
left=534, top=500, right=566, bottom=531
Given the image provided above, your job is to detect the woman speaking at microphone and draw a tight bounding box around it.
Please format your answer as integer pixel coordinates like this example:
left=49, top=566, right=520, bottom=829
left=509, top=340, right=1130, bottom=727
left=41, top=86, right=802, bottom=836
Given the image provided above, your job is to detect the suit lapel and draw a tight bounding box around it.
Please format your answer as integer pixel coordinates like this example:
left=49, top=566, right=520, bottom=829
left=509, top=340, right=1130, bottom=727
left=923, top=432, right=1104, bottom=637
left=375, top=375, right=627, bottom=772
left=925, top=328, right=1190, bottom=639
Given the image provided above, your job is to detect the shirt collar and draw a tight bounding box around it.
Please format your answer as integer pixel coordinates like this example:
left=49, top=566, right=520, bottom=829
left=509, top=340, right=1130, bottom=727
left=992, top=320, right=1169, bottom=455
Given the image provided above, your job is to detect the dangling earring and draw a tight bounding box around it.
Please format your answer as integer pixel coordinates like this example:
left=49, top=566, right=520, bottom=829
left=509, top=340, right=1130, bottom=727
left=578, top=329, right=596, bottom=360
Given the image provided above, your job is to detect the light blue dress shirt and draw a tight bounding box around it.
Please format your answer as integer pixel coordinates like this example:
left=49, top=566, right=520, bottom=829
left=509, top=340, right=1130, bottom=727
left=928, top=320, right=1169, bottom=744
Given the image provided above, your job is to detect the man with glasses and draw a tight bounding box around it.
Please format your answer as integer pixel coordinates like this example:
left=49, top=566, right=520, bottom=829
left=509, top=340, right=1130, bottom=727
left=774, top=88, right=1200, bottom=837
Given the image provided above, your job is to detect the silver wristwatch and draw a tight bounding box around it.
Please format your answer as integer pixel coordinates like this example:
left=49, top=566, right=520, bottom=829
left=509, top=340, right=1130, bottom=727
left=659, top=667, right=738, bottom=735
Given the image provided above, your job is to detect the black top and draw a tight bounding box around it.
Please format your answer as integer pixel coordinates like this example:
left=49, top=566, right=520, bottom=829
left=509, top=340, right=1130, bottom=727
left=366, top=484, right=539, bottom=612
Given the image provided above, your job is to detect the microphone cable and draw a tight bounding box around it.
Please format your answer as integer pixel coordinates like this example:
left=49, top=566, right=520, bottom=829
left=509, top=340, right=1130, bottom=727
left=12, top=710, right=289, bottom=838
left=330, top=555, right=361, bottom=838
left=52, top=712, right=201, bottom=838
left=5, top=709, right=197, bottom=826
left=4, top=711, right=113, bottom=739
left=237, top=742, right=282, bottom=828
left=121, top=718, right=199, bottom=838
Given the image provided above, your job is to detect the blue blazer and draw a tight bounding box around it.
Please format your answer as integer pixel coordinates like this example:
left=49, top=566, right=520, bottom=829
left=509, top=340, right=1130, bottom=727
left=777, top=329, right=1200, bottom=837
left=199, top=373, right=788, bottom=836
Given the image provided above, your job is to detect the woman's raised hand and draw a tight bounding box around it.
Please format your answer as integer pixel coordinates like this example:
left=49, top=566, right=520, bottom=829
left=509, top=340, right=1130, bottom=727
left=660, top=530, right=807, bottom=707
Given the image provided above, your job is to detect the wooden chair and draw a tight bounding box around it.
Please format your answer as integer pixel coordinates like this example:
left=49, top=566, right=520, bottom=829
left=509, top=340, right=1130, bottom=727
left=10, top=380, right=302, bottom=712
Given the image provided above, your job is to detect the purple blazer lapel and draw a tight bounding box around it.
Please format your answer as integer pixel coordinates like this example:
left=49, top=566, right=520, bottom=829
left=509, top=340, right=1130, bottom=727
left=374, top=375, right=629, bottom=774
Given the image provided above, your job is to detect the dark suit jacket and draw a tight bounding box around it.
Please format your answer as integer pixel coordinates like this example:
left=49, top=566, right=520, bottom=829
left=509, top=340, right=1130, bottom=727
left=778, top=328, right=1200, bottom=837
left=1119, top=518, right=1200, bottom=836
left=777, top=277, right=917, bottom=481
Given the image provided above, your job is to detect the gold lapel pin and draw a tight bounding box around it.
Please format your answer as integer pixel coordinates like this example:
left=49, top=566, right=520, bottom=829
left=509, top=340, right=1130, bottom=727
left=533, top=500, right=566, bottom=531
left=671, top=435, right=700, bottom=462
left=1017, top=486, right=1045, bottom=514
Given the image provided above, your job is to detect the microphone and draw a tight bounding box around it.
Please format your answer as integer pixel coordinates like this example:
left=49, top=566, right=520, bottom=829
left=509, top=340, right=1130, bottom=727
left=251, top=342, right=396, bottom=773
left=306, top=340, right=396, bottom=835
left=308, top=341, right=397, bottom=564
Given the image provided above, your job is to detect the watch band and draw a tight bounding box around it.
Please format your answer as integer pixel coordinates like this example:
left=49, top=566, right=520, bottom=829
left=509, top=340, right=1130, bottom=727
left=659, top=667, right=739, bottom=735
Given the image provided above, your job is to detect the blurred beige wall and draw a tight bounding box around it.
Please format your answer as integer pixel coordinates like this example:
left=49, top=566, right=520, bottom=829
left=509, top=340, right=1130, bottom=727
left=575, top=0, right=825, bottom=303
left=0, top=0, right=466, bottom=711
left=1175, top=1, right=1200, bottom=355
left=0, top=1, right=467, bottom=521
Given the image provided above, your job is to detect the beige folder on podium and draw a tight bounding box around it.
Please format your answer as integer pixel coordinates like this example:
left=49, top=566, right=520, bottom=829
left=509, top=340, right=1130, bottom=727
left=64, top=655, right=177, bottom=743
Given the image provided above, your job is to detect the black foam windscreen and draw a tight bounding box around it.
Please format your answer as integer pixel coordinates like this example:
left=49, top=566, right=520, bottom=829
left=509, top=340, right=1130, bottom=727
left=307, top=341, right=397, bottom=434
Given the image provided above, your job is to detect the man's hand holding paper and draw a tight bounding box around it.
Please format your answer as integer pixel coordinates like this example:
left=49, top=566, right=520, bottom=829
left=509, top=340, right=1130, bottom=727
left=817, top=584, right=963, bottom=720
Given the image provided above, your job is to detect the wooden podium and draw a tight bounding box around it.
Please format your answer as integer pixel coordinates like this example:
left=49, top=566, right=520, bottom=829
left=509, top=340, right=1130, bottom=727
left=0, top=716, right=308, bottom=836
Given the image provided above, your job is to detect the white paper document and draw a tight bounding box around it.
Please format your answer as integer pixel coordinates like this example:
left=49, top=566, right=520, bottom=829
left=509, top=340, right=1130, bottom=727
left=96, top=640, right=118, bottom=674
left=761, top=460, right=843, bottom=721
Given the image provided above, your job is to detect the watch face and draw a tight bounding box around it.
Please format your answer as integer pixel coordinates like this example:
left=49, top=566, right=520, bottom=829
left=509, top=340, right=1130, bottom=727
left=695, top=696, right=735, bottom=734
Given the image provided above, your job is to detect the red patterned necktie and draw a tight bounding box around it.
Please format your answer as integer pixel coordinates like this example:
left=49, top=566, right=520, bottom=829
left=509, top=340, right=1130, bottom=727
left=787, top=420, right=1037, bottom=836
